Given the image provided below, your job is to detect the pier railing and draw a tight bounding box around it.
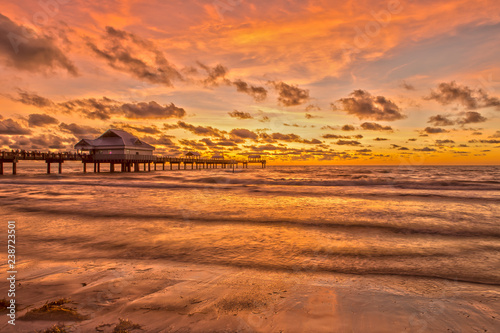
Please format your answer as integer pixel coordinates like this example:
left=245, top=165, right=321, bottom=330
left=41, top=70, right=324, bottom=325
left=0, top=150, right=266, bottom=175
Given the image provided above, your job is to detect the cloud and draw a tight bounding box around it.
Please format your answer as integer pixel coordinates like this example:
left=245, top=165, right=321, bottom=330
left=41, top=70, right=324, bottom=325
left=360, top=122, right=393, bottom=131
left=435, top=139, right=455, bottom=145
left=400, top=81, right=415, bottom=90
left=228, top=110, right=253, bottom=119
left=0, top=14, right=78, bottom=75
left=198, top=62, right=229, bottom=87
left=121, top=101, right=186, bottom=119
left=14, top=90, right=55, bottom=108
left=489, top=131, right=500, bottom=138
left=59, top=123, right=101, bottom=137
left=425, top=81, right=500, bottom=110
left=457, top=111, right=487, bottom=124
left=13, top=91, right=186, bottom=120
left=414, top=147, right=436, bottom=152
left=424, top=127, right=449, bottom=134
left=0, top=118, right=31, bottom=135
left=141, top=135, right=177, bottom=146
left=230, top=128, right=258, bottom=140
left=428, top=114, right=455, bottom=126
left=265, top=132, right=322, bottom=144
left=322, top=134, right=351, bottom=139
left=373, top=137, right=388, bottom=141
left=269, top=81, right=309, bottom=106
left=177, top=121, right=226, bottom=137
left=468, top=139, right=500, bottom=144
left=86, top=26, right=182, bottom=86
left=336, top=90, right=406, bottom=121
left=335, top=140, right=361, bottom=146
left=28, top=114, right=59, bottom=127
left=113, top=124, right=162, bottom=135
left=341, top=125, right=355, bottom=131
left=232, top=80, right=268, bottom=101
left=28, top=134, right=69, bottom=149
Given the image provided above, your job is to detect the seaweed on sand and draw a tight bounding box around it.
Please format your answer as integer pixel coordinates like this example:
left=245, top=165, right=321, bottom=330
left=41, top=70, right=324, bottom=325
left=20, top=298, right=88, bottom=321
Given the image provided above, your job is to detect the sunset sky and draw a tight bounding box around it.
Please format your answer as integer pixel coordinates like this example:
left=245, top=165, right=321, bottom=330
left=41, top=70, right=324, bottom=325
left=0, top=0, right=499, bottom=164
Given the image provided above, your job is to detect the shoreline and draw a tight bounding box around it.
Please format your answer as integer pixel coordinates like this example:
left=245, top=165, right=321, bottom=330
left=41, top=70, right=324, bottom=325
left=1, top=259, right=499, bottom=332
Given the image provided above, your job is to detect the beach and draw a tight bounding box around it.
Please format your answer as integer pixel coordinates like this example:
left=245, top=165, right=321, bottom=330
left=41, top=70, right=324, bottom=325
left=1, top=163, right=499, bottom=332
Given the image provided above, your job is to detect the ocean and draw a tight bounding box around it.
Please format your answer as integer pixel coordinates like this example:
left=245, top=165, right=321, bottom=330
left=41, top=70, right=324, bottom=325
left=1, top=162, right=499, bottom=286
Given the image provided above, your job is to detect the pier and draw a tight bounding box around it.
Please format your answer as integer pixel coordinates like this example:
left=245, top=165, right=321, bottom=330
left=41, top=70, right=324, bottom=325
left=0, top=151, right=266, bottom=175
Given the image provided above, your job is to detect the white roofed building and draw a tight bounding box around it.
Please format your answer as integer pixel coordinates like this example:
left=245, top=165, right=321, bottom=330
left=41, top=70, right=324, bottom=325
left=74, top=129, right=155, bottom=156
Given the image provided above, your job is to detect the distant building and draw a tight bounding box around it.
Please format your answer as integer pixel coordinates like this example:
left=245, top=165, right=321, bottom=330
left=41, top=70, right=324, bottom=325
left=211, top=153, right=224, bottom=160
left=74, top=129, right=155, bottom=156
left=185, top=151, right=201, bottom=159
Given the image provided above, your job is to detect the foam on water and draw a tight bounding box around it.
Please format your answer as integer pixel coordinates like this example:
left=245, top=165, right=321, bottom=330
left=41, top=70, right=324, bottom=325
left=1, top=163, right=499, bottom=285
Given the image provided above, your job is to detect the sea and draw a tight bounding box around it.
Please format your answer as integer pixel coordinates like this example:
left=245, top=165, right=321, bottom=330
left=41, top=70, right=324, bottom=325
left=0, top=162, right=499, bottom=285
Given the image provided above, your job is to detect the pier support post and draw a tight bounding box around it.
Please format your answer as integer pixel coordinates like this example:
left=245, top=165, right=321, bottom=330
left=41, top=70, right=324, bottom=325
left=83, top=163, right=87, bottom=173
left=148, top=163, right=151, bottom=172
left=94, top=163, right=97, bottom=173
left=0, top=162, right=3, bottom=175
left=12, top=162, right=16, bottom=175
left=162, top=163, right=165, bottom=170
left=58, top=162, right=62, bottom=174
left=110, top=163, right=115, bottom=172
left=47, top=162, right=51, bottom=174
left=97, top=163, right=101, bottom=173
left=134, top=163, right=139, bottom=172
left=170, top=163, right=172, bottom=170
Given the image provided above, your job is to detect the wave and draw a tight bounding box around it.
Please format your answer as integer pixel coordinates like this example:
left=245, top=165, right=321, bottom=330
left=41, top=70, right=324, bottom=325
left=7, top=204, right=500, bottom=239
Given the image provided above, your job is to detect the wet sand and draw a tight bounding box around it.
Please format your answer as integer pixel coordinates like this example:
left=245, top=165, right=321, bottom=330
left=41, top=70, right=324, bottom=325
left=1, top=258, right=498, bottom=332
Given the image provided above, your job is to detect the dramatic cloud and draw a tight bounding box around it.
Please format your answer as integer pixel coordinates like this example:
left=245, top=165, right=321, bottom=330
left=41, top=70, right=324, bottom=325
left=414, top=147, right=436, bottom=152
left=15, top=91, right=55, bottom=108
left=424, top=127, right=449, bottom=134
left=86, top=26, right=183, bottom=86
left=267, top=132, right=321, bottom=144
left=28, top=134, right=68, bottom=149
left=121, top=101, right=186, bottom=119
left=28, top=114, right=59, bottom=127
left=232, top=80, right=268, bottom=102
left=425, top=81, right=500, bottom=110
left=177, top=121, right=226, bottom=137
left=114, top=124, right=162, bottom=135
left=13, top=91, right=186, bottom=120
left=458, top=111, right=487, bottom=125
left=360, top=122, right=393, bottom=131
left=141, top=135, right=177, bottom=146
left=0, top=14, right=78, bottom=75
left=198, top=62, right=229, bottom=87
left=469, top=139, right=500, bottom=144
left=59, top=123, right=101, bottom=136
left=400, top=81, right=415, bottom=90
left=428, top=114, right=455, bottom=126
left=341, top=125, right=355, bottom=131
left=0, top=118, right=31, bottom=135
left=270, top=81, right=309, bottom=106
left=336, top=90, right=406, bottom=121
left=322, top=134, right=351, bottom=139
left=228, top=110, right=253, bottom=119
left=230, top=128, right=258, bottom=140
left=435, top=139, right=455, bottom=145
left=428, top=112, right=487, bottom=126
left=373, top=137, right=389, bottom=141
left=335, top=140, right=361, bottom=146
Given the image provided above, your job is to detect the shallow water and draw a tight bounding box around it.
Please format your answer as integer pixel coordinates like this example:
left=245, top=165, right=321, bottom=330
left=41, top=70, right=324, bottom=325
left=1, top=162, right=499, bottom=285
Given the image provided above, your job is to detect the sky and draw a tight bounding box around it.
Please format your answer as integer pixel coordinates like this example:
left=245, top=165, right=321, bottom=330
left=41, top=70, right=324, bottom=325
left=0, top=0, right=499, bottom=164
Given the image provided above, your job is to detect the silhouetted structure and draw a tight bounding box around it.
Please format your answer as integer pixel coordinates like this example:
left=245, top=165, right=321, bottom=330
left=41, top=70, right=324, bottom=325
left=0, top=129, right=267, bottom=175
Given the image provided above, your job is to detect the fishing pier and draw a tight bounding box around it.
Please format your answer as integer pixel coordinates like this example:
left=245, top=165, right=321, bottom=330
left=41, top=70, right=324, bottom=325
left=0, top=129, right=267, bottom=175
left=0, top=151, right=266, bottom=175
